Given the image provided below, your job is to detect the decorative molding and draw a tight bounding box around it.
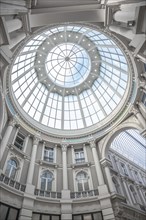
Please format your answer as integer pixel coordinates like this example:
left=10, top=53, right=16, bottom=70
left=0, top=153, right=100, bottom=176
left=8, top=118, right=16, bottom=127
left=33, top=136, right=41, bottom=146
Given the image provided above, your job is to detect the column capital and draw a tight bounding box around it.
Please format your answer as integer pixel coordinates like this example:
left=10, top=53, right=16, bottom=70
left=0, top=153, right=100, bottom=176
left=61, top=144, right=68, bottom=152
left=131, top=106, right=140, bottom=115
left=33, top=136, right=40, bottom=145
left=89, top=139, right=96, bottom=148
left=100, top=158, right=111, bottom=168
left=8, top=118, right=16, bottom=127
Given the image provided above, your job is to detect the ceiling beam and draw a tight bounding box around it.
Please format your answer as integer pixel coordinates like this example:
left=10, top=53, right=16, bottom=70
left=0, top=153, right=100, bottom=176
left=29, top=9, right=105, bottom=27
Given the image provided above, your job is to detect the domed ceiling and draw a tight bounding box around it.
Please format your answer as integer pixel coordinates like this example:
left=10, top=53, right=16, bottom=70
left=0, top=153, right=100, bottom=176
left=9, top=24, right=132, bottom=137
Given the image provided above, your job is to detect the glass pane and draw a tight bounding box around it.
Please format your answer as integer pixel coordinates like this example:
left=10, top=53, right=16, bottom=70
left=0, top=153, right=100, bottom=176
left=10, top=167, right=16, bottom=179
left=41, top=178, right=46, bottom=190
left=0, top=204, right=8, bottom=220
left=52, top=216, right=60, bottom=220
left=93, top=212, right=102, bottom=220
left=7, top=208, right=18, bottom=220
left=32, top=213, right=40, bottom=220
left=83, top=214, right=92, bottom=220
left=42, top=215, right=50, bottom=220
left=78, top=182, right=83, bottom=192
left=73, top=215, right=82, bottom=220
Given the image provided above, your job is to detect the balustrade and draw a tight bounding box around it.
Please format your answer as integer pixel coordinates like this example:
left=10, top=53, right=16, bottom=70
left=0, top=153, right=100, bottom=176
left=0, top=173, right=26, bottom=192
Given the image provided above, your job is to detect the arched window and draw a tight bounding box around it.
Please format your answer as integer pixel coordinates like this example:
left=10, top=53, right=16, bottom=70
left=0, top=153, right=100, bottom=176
left=5, top=159, right=18, bottom=179
left=40, top=170, right=53, bottom=191
left=76, top=171, right=89, bottom=191
left=129, top=185, right=139, bottom=204
left=112, top=177, right=121, bottom=194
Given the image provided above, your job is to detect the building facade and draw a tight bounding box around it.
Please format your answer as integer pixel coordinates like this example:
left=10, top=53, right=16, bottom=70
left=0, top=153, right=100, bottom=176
left=0, top=0, right=146, bottom=220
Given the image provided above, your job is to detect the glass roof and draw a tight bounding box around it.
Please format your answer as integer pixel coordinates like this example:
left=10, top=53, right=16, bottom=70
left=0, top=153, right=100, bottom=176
left=46, top=43, right=91, bottom=88
left=110, top=129, right=146, bottom=169
left=10, top=24, right=129, bottom=131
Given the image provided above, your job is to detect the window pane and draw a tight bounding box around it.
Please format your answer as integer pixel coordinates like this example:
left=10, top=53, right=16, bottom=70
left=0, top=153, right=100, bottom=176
left=93, top=212, right=102, bottom=220
left=0, top=204, right=8, bottom=220
left=7, top=208, right=18, bottom=220
left=42, top=215, right=50, bottom=220
left=73, top=215, right=82, bottom=220
left=52, top=216, right=60, bottom=220
left=32, top=213, right=40, bottom=220
left=83, top=214, right=92, bottom=220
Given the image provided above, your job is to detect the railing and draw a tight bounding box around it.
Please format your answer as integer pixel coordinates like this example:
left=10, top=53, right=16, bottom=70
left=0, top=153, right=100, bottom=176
left=34, top=189, right=61, bottom=199
left=43, top=156, right=54, bottom=163
left=70, top=189, right=98, bottom=199
left=0, top=173, right=26, bottom=192
left=75, top=158, right=85, bottom=164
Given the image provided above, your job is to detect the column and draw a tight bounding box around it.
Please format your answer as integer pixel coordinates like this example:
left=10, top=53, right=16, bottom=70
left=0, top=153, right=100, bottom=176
left=138, top=102, right=146, bottom=118
left=90, top=140, right=104, bottom=185
left=61, top=144, right=72, bottom=220
left=9, top=32, right=26, bottom=49
left=113, top=11, right=135, bottom=23
left=91, top=141, right=115, bottom=220
left=136, top=185, right=146, bottom=205
left=26, top=136, right=39, bottom=185
left=100, top=158, right=115, bottom=193
left=128, top=165, right=135, bottom=180
left=61, top=144, right=68, bottom=190
left=6, top=18, right=22, bottom=33
left=23, top=134, right=30, bottom=153
left=0, top=119, right=16, bottom=161
left=114, top=158, right=123, bottom=174
left=41, top=141, right=45, bottom=160
left=121, top=177, right=133, bottom=204
left=12, top=126, right=20, bottom=145
left=133, top=107, right=145, bottom=128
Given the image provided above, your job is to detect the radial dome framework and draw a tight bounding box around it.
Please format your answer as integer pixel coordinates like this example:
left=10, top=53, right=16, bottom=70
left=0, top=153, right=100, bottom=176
left=9, top=24, right=133, bottom=136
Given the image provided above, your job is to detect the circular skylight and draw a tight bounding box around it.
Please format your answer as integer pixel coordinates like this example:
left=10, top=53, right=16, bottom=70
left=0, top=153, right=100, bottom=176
left=46, top=43, right=91, bottom=88
left=10, top=24, right=131, bottom=133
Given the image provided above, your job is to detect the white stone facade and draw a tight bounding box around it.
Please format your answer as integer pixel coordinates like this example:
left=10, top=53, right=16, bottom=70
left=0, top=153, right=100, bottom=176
left=0, top=1, right=146, bottom=220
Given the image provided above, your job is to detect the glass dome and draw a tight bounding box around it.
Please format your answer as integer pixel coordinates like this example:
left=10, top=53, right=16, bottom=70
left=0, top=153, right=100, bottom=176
left=46, top=43, right=91, bottom=88
left=10, top=24, right=130, bottom=133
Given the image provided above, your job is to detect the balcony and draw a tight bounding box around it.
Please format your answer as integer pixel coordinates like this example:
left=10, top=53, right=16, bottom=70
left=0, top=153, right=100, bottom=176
left=70, top=189, right=98, bottom=199
left=75, top=158, right=85, bottom=164
left=34, top=189, right=61, bottom=199
left=43, top=156, right=54, bottom=163
left=0, top=173, right=26, bottom=192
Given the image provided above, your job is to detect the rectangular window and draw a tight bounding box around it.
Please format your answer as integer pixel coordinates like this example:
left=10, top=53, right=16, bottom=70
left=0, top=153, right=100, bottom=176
left=14, top=132, right=25, bottom=150
left=0, top=203, right=19, bottom=220
left=32, top=213, right=60, bottom=220
left=44, top=147, right=54, bottom=163
left=74, top=148, right=85, bottom=164
left=73, top=212, right=103, bottom=220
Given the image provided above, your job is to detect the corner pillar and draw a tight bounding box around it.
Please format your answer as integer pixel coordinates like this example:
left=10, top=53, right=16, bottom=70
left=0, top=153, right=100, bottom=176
left=101, top=158, right=115, bottom=193
left=60, top=143, right=72, bottom=219
left=90, top=140, right=115, bottom=220
left=0, top=118, right=16, bottom=162
left=26, top=136, right=39, bottom=185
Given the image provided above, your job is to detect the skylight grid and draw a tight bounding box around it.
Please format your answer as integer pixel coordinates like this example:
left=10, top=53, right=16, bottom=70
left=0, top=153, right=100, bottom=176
left=111, top=129, right=146, bottom=168
left=45, top=43, right=91, bottom=88
left=10, top=24, right=130, bottom=131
